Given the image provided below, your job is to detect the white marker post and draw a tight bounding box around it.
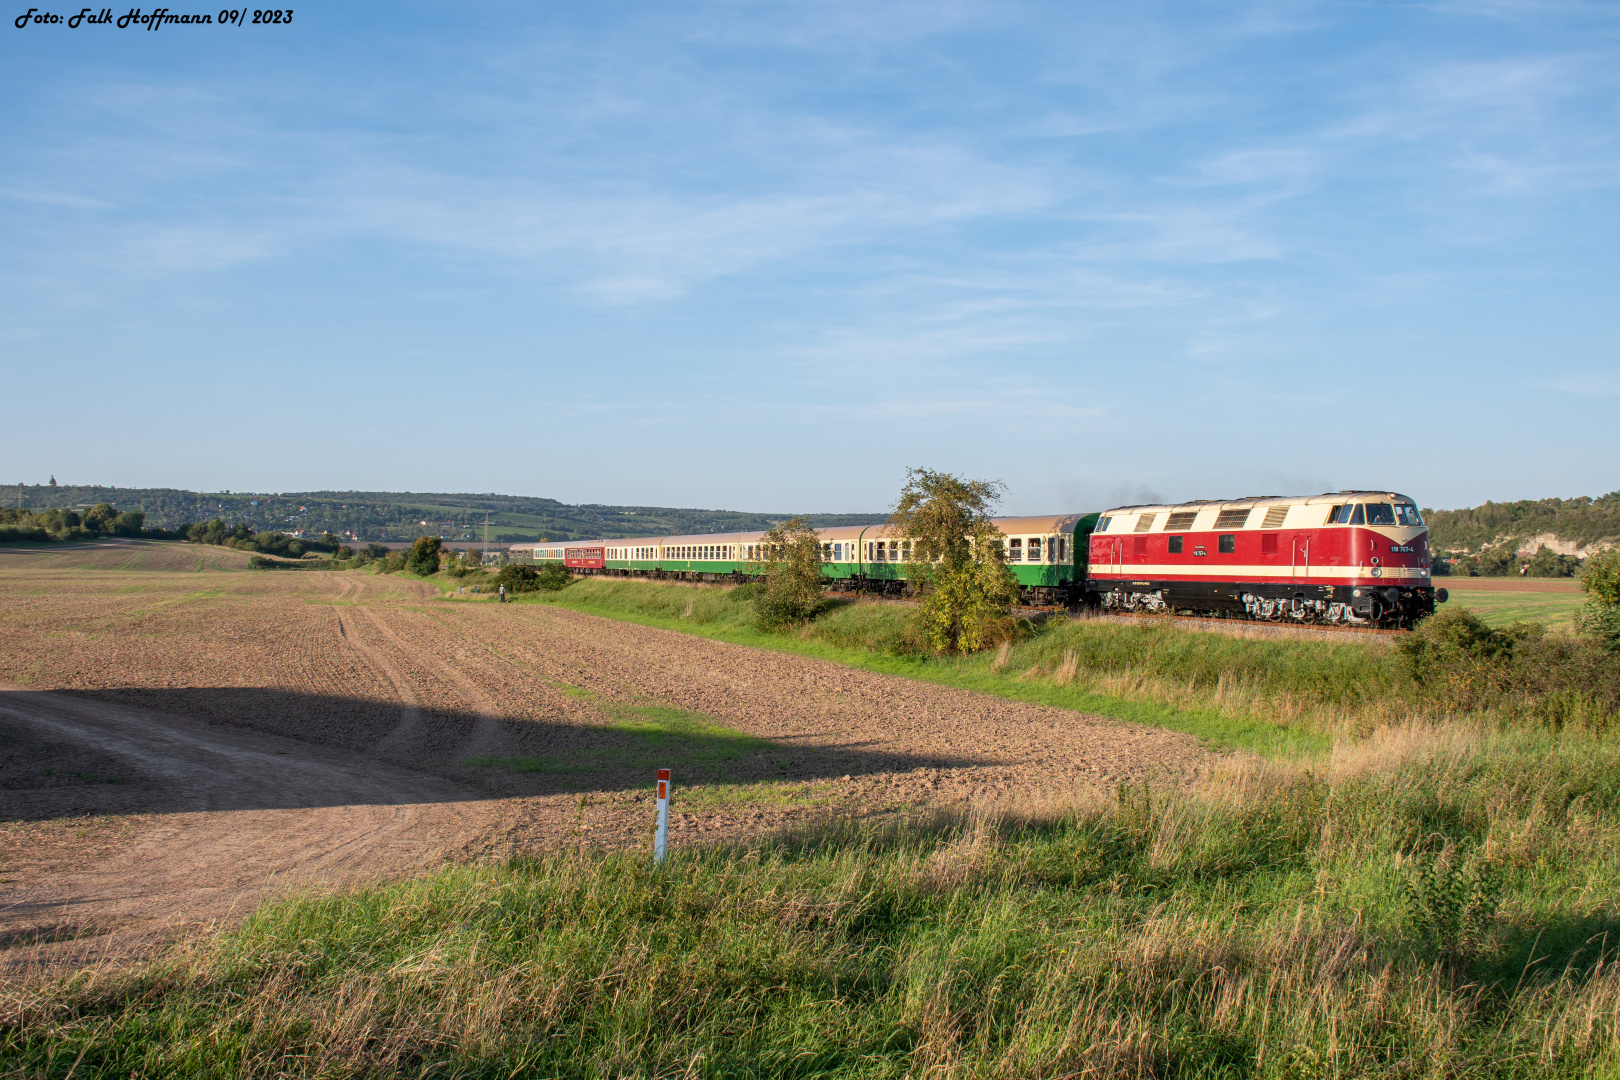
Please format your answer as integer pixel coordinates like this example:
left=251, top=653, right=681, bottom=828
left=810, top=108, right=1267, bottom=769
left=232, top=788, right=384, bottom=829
left=654, top=768, right=671, bottom=864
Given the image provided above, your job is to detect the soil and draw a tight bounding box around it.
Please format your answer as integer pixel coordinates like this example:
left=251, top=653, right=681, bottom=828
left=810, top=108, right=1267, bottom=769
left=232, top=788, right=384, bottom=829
left=0, top=541, right=1216, bottom=975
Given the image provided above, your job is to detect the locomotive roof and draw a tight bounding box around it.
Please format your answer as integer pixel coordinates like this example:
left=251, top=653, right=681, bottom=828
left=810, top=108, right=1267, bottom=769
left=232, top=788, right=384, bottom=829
left=1098, top=491, right=1416, bottom=515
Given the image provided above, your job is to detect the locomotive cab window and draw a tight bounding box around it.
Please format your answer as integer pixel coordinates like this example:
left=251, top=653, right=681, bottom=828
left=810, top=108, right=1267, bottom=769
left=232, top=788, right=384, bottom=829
left=1395, top=503, right=1424, bottom=526
left=1168, top=536, right=1183, bottom=554
left=1365, top=503, right=1396, bottom=526
left=1218, top=534, right=1236, bottom=554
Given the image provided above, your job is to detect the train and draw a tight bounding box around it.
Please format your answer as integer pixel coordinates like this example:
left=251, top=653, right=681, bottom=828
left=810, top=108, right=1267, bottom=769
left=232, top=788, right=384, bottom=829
left=507, top=489, right=1447, bottom=628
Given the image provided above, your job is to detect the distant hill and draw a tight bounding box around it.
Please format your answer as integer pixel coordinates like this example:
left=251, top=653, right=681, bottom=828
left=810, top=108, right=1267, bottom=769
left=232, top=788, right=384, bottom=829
left=3, top=485, right=888, bottom=544
left=1426, top=492, right=1620, bottom=556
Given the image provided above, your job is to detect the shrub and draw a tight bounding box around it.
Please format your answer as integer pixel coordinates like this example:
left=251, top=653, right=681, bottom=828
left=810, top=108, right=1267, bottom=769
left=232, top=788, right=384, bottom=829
left=1398, top=606, right=1620, bottom=726
left=745, top=518, right=827, bottom=631
left=496, top=564, right=541, bottom=593
left=1576, top=549, right=1620, bottom=652
left=533, top=562, right=574, bottom=591
left=380, top=551, right=406, bottom=574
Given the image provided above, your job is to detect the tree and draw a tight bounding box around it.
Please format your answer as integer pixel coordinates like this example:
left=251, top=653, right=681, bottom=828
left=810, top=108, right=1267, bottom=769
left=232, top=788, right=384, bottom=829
left=1576, top=548, right=1620, bottom=651
left=111, top=510, right=145, bottom=536
left=406, top=536, right=443, bottom=576
left=886, top=468, right=1021, bottom=653
left=745, top=516, right=827, bottom=630
left=82, top=503, right=116, bottom=535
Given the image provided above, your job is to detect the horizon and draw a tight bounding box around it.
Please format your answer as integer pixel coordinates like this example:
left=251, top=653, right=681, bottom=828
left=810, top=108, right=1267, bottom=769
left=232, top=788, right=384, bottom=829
left=8, top=477, right=1617, bottom=517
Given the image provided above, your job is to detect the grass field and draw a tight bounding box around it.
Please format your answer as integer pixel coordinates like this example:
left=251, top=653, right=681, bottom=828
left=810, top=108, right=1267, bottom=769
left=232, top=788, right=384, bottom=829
left=6, top=561, right=1619, bottom=1078
left=1440, top=578, right=1587, bottom=631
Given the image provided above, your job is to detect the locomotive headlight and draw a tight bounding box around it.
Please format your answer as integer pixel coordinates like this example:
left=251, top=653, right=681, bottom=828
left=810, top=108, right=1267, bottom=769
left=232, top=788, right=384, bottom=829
left=1352, top=589, right=1362, bottom=598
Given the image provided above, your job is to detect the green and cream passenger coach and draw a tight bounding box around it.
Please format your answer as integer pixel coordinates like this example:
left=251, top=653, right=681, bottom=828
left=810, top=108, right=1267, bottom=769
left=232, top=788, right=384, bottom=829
left=510, top=513, right=1099, bottom=605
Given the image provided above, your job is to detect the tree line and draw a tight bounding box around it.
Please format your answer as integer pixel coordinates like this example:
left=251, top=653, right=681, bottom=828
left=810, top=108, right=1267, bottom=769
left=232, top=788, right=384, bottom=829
left=1427, top=491, right=1620, bottom=553
left=1, top=503, right=152, bottom=543
left=1438, top=543, right=1585, bottom=578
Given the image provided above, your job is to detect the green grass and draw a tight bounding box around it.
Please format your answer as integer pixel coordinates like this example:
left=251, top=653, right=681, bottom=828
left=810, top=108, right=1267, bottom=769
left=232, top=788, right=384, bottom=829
left=10, top=726, right=1619, bottom=1078
left=466, top=704, right=774, bottom=776
left=1446, top=593, right=1586, bottom=631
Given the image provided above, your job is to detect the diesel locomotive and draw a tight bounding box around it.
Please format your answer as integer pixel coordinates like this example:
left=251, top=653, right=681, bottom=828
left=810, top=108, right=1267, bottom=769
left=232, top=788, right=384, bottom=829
left=509, top=490, right=1444, bottom=628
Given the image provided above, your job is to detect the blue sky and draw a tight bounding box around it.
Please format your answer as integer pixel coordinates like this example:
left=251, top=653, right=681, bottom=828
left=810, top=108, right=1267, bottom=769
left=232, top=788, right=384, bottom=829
left=3, top=1, right=1617, bottom=514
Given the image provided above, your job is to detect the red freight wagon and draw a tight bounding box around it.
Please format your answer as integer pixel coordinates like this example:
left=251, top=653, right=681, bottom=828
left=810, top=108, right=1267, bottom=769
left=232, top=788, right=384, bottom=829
left=564, top=545, right=606, bottom=570
left=1086, top=490, right=1442, bottom=627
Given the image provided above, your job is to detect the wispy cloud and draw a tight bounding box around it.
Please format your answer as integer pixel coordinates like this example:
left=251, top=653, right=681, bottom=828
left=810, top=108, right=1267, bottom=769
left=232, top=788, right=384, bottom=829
left=1536, top=372, right=1620, bottom=395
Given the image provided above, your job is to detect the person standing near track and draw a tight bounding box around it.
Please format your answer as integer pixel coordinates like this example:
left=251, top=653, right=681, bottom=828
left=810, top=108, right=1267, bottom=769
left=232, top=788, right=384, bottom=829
left=498, top=582, right=506, bottom=603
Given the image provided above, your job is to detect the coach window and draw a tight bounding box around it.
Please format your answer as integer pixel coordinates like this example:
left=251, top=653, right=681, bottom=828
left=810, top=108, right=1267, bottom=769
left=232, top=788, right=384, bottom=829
left=1029, top=537, right=1042, bottom=562
left=1007, top=538, right=1022, bottom=561
left=1219, top=534, right=1236, bottom=554
left=1168, top=536, right=1183, bottom=554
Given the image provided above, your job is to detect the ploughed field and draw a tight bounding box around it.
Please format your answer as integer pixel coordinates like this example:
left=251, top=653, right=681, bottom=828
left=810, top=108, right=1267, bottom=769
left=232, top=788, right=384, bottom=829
left=0, top=541, right=1210, bottom=970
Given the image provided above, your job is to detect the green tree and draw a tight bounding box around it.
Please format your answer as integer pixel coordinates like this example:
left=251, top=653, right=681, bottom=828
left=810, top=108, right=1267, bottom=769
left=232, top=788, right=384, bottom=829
left=887, top=468, right=1021, bottom=653
left=1576, top=548, right=1620, bottom=651
left=82, top=503, right=116, bottom=535
left=110, top=510, right=145, bottom=536
left=406, top=536, right=443, bottom=576
left=745, top=517, right=828, bottom=630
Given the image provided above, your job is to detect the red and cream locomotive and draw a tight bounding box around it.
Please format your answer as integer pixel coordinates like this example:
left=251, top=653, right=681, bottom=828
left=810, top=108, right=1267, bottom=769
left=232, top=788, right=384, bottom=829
left=1085, top=491, right=1444, bottom=627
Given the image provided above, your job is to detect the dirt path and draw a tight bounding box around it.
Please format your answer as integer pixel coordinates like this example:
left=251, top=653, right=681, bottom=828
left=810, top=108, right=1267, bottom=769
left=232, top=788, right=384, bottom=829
left=0, top=551, right=1219, bottom=974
